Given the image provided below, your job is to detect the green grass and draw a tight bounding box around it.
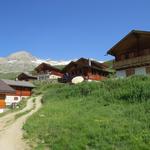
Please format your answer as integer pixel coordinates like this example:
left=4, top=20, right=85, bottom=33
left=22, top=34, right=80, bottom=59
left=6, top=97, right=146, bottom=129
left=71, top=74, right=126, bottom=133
left=23, top=76, right=150, bottom=150
left=0, top=72, right=20, bottom=80
left=54, top=65, right=66, bottom=70
left=104, top=60, right=113, bottom=68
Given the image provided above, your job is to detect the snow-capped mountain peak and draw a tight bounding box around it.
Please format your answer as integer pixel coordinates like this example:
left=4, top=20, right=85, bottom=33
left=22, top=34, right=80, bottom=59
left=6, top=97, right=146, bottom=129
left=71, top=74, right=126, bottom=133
left=0, top=51, right=71, bottom=73
left=0, top=51, right=104, bottom=73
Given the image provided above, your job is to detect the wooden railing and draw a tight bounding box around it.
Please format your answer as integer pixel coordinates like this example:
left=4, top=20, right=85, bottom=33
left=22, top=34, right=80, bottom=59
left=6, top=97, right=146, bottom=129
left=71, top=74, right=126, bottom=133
left=113, top=55, right=150, bottom=69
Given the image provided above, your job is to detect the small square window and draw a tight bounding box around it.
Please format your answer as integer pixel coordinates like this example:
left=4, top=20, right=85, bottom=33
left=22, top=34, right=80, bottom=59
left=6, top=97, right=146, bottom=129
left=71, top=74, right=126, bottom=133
left=14, top=97, right=18, bottom=101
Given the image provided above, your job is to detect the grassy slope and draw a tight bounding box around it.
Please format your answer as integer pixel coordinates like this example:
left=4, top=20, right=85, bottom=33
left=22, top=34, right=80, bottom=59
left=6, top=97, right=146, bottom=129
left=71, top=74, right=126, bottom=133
left=54, top=65, right=66, bottom=70
left=23, top=76, right=150, bottom=150
left=104, top=60, right=113, bottom=68
left=0, top=72, right=20, bottom=80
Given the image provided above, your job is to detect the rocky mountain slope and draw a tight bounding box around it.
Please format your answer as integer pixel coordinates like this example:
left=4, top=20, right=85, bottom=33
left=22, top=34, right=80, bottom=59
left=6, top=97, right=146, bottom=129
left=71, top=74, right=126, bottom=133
left=0, top=51, right=71, bottom=73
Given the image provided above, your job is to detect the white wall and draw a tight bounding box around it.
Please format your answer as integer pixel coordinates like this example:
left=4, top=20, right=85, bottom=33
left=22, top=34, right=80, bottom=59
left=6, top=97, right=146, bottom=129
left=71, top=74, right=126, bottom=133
left=0, top=109, right=4, bottom=113
left=37, top=74, right=61, bottom=80
left=49, top=75, right=61, bottom=79
left=135, top=67, right=146, bottom=75
left=116, top=70, right=126, bottom=78
left=5, top=96, right=28, bottom=106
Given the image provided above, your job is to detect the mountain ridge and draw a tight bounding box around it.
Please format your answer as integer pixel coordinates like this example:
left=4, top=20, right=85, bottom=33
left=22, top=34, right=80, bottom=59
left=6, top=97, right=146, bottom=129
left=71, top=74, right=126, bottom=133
left=0, top=51, right=104, bottom=73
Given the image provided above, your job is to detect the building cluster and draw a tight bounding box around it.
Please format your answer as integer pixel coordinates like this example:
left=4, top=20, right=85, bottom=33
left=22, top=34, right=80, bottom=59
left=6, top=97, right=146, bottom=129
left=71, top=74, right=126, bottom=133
left=17, top=58, right=110, bottom=83
left=1, top=30, right=150, bottom=113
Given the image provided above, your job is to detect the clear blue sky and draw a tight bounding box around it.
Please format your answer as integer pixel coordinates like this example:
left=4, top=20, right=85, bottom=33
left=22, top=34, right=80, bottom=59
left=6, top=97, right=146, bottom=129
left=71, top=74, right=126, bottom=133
left=0, top=0, right=150, bottom=60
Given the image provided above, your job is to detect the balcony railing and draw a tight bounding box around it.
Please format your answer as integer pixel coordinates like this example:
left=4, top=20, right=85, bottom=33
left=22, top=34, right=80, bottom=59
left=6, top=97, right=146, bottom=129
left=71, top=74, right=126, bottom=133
left=113, top=55, right=150, bottom=69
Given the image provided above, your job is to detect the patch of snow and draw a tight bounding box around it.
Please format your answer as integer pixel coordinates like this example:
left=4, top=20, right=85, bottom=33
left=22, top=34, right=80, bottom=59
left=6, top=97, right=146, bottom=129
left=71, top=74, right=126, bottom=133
left=8, top=60, right=17, bottom=63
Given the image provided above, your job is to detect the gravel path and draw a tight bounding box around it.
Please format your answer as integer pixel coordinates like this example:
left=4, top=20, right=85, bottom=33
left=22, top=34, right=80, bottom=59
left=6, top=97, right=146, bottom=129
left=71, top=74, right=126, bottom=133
left=0, top=95, right=42, bottom=150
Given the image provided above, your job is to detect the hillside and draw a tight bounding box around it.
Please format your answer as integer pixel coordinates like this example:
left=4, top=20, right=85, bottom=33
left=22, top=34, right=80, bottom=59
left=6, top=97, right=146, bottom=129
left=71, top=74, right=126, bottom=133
left=104, top=60, right=113, bottom=68
left=23, top=76, right=150, bottom=150
left=0, top=72, right=19, bottom=80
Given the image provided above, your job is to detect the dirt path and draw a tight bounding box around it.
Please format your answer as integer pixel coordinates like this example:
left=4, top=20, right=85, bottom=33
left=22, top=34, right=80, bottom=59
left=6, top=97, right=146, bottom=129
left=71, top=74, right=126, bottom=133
left=0, top=95, right=42, bottom=150
left=0, top=97, right=34, bottom=131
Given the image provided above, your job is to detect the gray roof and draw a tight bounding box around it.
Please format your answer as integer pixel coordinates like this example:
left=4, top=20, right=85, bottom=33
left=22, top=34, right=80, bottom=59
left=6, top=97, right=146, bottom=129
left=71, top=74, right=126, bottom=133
left=2, top=79, right=35, bottom=88
left=0, top=80, right=15, bottom=94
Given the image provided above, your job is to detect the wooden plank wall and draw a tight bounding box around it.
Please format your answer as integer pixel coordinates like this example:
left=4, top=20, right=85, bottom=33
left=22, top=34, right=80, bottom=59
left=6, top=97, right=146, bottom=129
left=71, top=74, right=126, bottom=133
left=0, top=94, right=6, bottom=108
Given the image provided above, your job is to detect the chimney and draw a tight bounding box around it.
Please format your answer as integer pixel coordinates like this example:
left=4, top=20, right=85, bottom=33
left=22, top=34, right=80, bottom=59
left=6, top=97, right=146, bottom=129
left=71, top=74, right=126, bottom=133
left=89, top=58, right=91, bottom=67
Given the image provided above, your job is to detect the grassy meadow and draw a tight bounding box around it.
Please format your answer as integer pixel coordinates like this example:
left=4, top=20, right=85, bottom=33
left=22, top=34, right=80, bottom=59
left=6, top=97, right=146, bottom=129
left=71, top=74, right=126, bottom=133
left=0, top=72, right=20, bottom=80
left=23, top=76, right=150, bottom=150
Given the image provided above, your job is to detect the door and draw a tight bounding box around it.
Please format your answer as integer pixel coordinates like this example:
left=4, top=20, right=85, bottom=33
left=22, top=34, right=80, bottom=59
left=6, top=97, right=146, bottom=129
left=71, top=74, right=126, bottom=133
left=0, top=94, right=6, bottom=108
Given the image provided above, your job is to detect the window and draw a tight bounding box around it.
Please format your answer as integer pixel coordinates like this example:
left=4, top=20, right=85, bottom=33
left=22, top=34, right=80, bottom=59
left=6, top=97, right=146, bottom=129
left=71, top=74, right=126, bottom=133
left=80, top=69, right=83, bottom=74
left=126, top=68, right=135, bottom=77
left=146, top=66, right=150, bottom=74
left=14, top=97, right=18, bottom=101
left=125, top=53, right=129, bottom=59
left=135, top=67, right=146, bottom=75
left=128, top=52, right=134, bottom=58
left=120, top=54, right=125, bottom=60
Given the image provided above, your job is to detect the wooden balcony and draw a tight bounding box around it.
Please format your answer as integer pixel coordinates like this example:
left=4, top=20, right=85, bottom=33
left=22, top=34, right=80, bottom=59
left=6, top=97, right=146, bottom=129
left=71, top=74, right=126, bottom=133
left=113, top=55, right=150, bottom=69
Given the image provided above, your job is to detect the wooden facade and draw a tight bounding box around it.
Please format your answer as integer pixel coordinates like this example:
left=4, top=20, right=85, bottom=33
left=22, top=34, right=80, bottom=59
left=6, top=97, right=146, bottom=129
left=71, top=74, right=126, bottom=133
left=35, top=63, right=63, bottom=80
left=1, top=79, right=35, bottom=106
left=7, top=86, right=32, bottom=97
left=61, top=58, right=110, bottom=82
left=0, top=80, right=15, bottom=110
left=0, top=94, right=6, bottom=109
left=107, top=30, right=150, bottom=77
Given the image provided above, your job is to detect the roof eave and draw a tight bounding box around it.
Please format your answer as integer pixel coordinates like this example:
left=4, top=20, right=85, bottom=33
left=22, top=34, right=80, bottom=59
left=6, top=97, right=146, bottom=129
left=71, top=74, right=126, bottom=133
left=107, top=30, right=150, bottom=56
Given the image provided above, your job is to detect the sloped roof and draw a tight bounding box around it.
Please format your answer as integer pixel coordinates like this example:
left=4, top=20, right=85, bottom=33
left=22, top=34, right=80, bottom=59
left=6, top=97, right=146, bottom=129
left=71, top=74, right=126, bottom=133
left=18, top=72, right=37, bottom=79
left=2, top=79, right=35, bottom=88
left=0, top=80, right=15, bottom=94
left=77, top=58, right=108, bottom=69
left=35, top=63, right=62, bottom=73
left=107, top=30, right=150, bottom=56
left=62, top=58, right=109, bottom=73
left=62, top=61, right=77, bottom=72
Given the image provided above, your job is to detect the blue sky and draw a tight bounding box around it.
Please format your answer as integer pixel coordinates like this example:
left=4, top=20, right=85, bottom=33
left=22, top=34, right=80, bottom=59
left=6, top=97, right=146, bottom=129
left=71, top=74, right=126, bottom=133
left=0, top=0, right=150, bottom=61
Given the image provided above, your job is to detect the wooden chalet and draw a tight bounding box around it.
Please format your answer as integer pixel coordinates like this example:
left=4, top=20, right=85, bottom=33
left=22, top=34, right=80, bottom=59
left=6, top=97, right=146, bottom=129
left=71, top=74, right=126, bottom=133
left=35, top=63, right=63, bottom=80
left=0, top=80, right=15, bottom=113
left=61, top=58, right=110, bottom=82
left=2, top=79, right=35, bottom=106
left=17, top=72, right=37, bottom=81
left=107, top=30, right=150, bottom=78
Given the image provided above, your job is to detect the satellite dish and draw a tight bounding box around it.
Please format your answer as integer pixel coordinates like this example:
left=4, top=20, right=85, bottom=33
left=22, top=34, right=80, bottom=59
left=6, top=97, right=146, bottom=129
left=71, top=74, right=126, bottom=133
left=72, top=76, right=84, bottom=84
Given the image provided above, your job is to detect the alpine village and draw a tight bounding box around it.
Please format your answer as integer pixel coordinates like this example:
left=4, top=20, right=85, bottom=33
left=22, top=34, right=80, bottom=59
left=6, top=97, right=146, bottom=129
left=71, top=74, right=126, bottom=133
left=0, top=30, right=150, bottom=150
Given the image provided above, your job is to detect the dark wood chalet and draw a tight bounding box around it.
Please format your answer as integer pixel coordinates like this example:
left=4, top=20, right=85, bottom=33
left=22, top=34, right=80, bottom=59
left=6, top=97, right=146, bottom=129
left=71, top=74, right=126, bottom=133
left=107, top=30, right=150, bottom=78
left=17, top=73, right=37, bottom=81
left=61, top=58, right=110, bottom=82
left=35, top=63, right=63, bottom=80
